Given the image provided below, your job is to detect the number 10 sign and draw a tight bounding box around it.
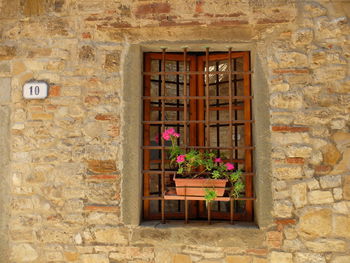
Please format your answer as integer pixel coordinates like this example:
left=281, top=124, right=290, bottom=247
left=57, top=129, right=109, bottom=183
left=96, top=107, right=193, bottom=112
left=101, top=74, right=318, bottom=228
left=23, top=81, right=49, bottom=99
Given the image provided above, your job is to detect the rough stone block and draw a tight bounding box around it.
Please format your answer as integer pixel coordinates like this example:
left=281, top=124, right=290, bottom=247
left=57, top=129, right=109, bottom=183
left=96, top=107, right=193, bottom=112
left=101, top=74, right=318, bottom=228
left=87, top=160, right=117, bottom=173
left=291, top=183, right=307, bottom=208
left=331, top=256, right=350, bottom=263
left=298, top=209, right=332, bottom=239
left=305, top=239, right=347, bottom=252
left=270, top=252, right=292, bottom=263
left=272, top=166, right=303, bottom=180
left=93, top=227, right=128, bottom=244
left=295, top=253, right=325, bottom=263
left=320, top=175, right=342, bottom=189
left=81, top=254, right=109, bottom=263
left=273, top=200, right=293, bottom=218
left=11, top=243, right=38, bottom=262
left=308, top=190, right=334, bottom=204
left=270, top=92, right=303, bottom=110
left=333, top=215, right=350, bottom=238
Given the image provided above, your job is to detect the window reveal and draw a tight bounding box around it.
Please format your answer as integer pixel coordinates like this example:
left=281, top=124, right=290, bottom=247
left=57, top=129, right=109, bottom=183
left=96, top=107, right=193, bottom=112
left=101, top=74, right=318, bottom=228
left=142, top=49, right=254, bottom=223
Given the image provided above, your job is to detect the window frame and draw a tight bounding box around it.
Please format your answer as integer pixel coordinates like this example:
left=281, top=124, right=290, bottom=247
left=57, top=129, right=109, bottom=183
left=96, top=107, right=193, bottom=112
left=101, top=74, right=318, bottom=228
left=121, top=44, right=273, bottom=227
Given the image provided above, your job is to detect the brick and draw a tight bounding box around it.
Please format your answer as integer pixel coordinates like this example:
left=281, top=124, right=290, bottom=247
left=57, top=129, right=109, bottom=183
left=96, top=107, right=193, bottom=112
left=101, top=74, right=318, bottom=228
left=273, top=69, right=309, bottom=74
left=30, top=113, right=53, bottom=120
left=135, top=3, right=171, bottom=18
left=286, top=157, right=305, bottom=164
left=95, top=114, right=118, bottom=121
left=272, top=126, right=309, bottom=132
left=267, top=231, right=283, bottom=248
left=275, top=219, right=297, bottom=225
left=49, top=85, right=61, bottom=97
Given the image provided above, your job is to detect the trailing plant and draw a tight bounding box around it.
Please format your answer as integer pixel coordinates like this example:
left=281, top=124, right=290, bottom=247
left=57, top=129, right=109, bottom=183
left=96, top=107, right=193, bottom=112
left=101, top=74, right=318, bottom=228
left=162, top=128, right=245, bottom=203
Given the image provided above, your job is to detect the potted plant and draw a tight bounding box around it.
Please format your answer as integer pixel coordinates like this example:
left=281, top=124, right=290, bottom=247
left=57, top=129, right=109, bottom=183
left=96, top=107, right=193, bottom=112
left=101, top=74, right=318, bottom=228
left=162, top=128, right=245, bottom=204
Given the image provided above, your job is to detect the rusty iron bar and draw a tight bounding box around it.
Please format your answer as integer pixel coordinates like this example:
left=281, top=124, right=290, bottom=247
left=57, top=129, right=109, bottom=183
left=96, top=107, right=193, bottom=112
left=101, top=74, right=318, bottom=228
left=228, top=48, right=233, bottom=162
left=142, top=70, right=253, bottom=75
left=142, top=145, right=255, bottom=150
left=142, top=170, right=255, bottom=176
left=161, top=48, right=166, bottom=224
left=205, top=48, right=210, bottom=147
left=142, top=120, right=253, bottom=124
left=183, top=47, right=188, bottom=151
left=142, top=196, right=256, bottom=201
left=142, top=95, right=253, bottom=100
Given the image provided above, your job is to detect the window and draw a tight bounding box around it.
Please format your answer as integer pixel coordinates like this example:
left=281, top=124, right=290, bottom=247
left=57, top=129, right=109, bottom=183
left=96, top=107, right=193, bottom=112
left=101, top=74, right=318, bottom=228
left=142, top=49, right=254, bottom=223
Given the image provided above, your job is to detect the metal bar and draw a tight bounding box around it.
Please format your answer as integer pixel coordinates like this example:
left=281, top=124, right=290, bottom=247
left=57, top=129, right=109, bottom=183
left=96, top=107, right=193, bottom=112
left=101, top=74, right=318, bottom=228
left=183, top=47, right=188, bottom=150
left=161, top=48, right=166, bottom=224
left=234, top=58, right=238, bottom=162
left=142, top=170, right=255, bottom=176
left=142, top=120, right=254, bottom=124
left=142, top=146, right=255, bottom=150
left=150, top=105, right=244, bottom=111
left=142, top=196, right=256, bottom=201
left=228, top=48, right=233, bottom=162
left=143, top=95, right=253, bottom=100
left=143, top=70, right=254, bottom=75
left=205, top=48, right=210, bottom=147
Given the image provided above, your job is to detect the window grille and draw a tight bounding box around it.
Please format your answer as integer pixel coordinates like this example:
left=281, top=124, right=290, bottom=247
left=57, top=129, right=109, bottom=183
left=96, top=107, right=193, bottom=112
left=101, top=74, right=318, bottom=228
left=142, top=48, right=254, bottom=224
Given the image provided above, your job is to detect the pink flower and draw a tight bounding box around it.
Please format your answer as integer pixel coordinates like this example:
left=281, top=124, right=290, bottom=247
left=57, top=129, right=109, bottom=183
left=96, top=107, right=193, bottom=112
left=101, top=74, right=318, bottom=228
left=225, top=162, right=235, bottom=171
left=176, top=155, right=186, bottom=163
left=173, top=132, right=180, bottom=138
left=162, top=132, right=171, bottom=141
left=166, top=128, right=175, bottom=135
left=214, top=157, right=222, bottom=163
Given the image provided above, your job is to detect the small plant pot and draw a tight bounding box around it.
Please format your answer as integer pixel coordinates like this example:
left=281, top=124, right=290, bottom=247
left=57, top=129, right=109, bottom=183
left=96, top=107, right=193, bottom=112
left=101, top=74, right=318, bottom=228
left=173, top=174, right=228, bottom=197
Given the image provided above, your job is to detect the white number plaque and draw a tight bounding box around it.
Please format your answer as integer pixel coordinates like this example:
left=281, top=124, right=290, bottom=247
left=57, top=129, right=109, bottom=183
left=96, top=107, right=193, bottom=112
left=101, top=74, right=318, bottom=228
left=23, top=81, right=49, bottom=99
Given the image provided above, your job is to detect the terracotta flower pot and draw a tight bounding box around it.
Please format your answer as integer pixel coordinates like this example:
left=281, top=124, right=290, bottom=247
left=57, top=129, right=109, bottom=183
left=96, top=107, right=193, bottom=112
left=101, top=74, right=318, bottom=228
left=173, top=174, right=228, bottom=197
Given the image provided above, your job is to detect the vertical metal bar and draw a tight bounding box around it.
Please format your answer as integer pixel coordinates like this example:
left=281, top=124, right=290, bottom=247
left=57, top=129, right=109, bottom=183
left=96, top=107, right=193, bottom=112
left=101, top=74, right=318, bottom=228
left=233, top=59, right=238, bottom=161
left=205, top=48, right=210, bottom=147
left=215, top=61, right=221, bottom=212
left=161, top=48, right=166, bottom=223
left=183, top=48, right=188, bottom=149
left=158, top=60, right=162, bottom=212
left=228, top=48, right=233, bottom=162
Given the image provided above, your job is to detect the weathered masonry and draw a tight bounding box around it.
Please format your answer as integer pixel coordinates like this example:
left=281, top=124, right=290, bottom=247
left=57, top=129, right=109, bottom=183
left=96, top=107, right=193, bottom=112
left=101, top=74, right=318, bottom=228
left=0, top=0, right=350, bottom=262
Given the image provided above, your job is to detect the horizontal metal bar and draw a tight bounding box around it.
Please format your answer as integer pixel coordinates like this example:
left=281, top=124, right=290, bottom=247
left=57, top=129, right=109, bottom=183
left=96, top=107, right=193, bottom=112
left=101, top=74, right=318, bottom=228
left=143, top=95, right=253, bottom=100
left=142, top=170, right=255, bottom=176
left=143, top=120, right=254, bottom=124
left=143, top=71, right=253, bottom=75
left=142, top=146, right=255, bottom=150
left=142, top=195, right=256, bottom=201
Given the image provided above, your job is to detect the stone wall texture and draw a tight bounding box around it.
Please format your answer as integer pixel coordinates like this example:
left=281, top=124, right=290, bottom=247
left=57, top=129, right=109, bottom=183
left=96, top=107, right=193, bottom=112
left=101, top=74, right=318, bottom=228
left=0, top=0, right=349, bottom=262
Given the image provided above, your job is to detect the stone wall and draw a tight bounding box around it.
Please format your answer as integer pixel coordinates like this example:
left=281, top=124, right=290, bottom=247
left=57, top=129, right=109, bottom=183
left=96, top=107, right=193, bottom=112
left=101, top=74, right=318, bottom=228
left=0, top=0, right=349, bottom=262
